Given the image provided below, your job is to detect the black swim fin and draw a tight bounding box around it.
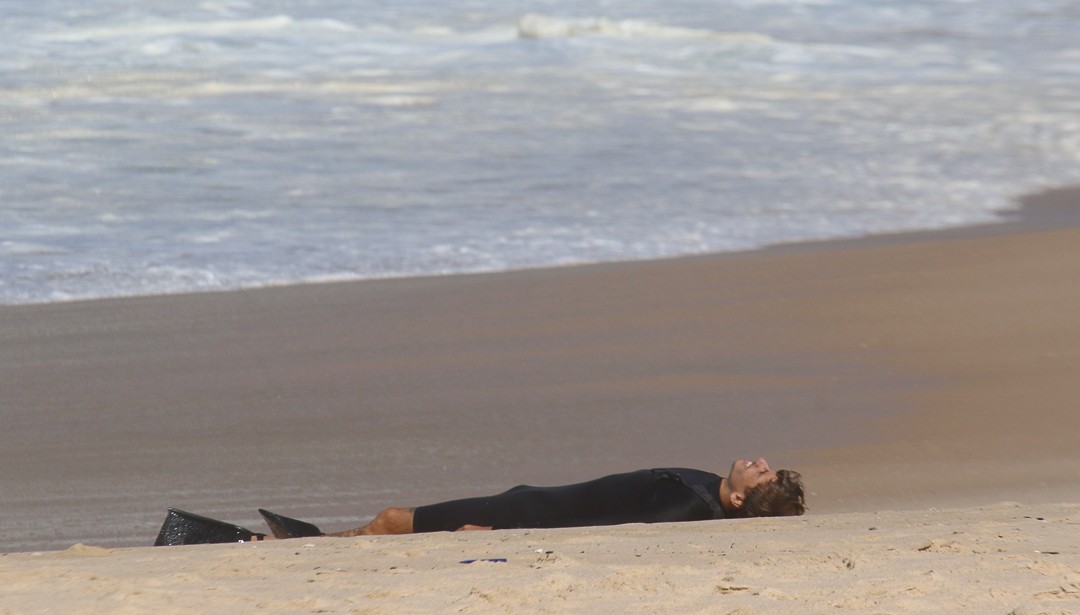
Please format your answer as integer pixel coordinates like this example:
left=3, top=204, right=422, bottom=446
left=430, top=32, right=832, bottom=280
left=154, top=507, right=266, bottom=546
left=258, top=508, right=324, bottom=539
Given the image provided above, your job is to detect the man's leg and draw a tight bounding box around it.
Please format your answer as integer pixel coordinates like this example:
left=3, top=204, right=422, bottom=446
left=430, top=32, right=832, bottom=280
left=330, top=507, right=415, bottom=537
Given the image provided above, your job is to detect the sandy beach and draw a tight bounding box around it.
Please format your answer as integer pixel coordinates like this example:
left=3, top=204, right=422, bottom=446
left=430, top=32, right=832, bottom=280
left=2, top=188, right=1079, bottom=611
left=2, top=503, right=1078, bottom=614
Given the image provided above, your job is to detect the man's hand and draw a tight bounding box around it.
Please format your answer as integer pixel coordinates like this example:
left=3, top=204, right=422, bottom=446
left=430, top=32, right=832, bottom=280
left=455, top=524, right=493, bottom=531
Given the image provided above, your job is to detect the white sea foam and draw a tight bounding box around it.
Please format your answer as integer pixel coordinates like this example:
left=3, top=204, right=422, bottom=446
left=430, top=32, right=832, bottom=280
left=516, top=13, right=774, bottom=44
left=40, top=15, right=355, bottom=42
left=1, top=242, right=68, bottom=256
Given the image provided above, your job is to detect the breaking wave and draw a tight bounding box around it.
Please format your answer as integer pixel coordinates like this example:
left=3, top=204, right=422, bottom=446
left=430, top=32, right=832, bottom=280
left=515, top=14, right=773, bottom=44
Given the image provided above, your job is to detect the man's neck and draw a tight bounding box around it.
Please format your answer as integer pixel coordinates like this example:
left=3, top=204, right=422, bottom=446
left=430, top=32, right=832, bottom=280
left=717, top=477, right=733, bottom=513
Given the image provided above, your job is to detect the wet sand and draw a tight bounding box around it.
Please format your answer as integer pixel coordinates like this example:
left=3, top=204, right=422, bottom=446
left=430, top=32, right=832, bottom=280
left=2, top=188, right=1080, bottom=554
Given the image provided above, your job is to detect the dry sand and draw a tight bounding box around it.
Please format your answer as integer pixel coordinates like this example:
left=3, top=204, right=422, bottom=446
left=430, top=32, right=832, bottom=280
left=2, top=503, right=1077, bottom=613
left=1, top=188, right=1079, bottom=611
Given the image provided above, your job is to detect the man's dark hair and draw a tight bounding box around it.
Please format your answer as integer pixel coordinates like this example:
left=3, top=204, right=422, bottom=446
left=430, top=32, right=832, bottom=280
left=739, top=469, right=806, bottom=518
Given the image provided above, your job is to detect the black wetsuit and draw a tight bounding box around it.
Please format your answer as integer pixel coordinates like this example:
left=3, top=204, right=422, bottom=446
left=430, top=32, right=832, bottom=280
left=412, top=468, right=725, bottom=533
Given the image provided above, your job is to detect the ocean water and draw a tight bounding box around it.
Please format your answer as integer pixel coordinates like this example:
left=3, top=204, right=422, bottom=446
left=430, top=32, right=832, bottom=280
left=3, top=0, right=1079, bottom=305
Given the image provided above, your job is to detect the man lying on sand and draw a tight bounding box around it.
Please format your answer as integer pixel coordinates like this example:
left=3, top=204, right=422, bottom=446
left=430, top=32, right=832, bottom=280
left=155, top=458, right=805, bottom=546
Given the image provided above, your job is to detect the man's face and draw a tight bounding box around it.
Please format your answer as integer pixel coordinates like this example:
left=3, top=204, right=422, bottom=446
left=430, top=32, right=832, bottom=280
left=728, top=457, right=777, bottom=494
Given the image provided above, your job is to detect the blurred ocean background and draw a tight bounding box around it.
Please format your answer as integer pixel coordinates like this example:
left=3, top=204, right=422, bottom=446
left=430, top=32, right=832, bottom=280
left=2, top=0, right=1079, bottom=304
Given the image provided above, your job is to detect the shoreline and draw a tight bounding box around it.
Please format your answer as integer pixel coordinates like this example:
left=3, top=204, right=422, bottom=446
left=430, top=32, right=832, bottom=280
left=2, top=187, right=1080, bottom=554
left=7, top=187, right=1077, bottom=311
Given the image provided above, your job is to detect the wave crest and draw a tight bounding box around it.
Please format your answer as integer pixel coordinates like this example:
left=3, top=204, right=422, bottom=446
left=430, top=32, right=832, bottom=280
left=516, top=14, right=773, bottom=44
left=41, top=15, right=355, bottom=42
